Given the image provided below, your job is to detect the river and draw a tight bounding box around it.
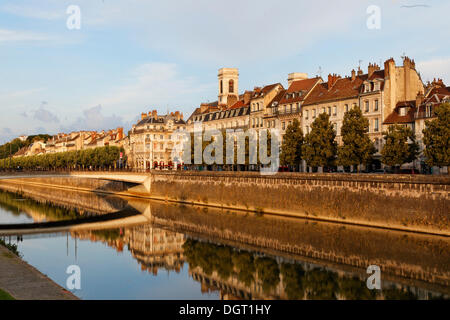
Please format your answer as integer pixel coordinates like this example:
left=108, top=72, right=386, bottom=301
left=0, top=187, right=448, bottom=300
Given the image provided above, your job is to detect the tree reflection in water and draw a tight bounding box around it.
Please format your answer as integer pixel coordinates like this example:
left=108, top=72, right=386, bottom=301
left=183, top=239, right=441, bottom=300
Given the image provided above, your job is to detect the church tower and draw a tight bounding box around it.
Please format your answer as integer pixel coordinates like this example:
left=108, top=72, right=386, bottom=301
left=218, top=68, right=239, bottom=107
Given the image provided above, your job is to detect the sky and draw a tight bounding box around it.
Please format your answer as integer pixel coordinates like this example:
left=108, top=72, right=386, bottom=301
left=0, top=0, right=449, bottom=143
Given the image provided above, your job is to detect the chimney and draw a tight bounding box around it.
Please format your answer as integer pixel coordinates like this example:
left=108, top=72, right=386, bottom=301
left=152, top=110, right=158, bottom=119
left=351, top=69, right=356, bottom=81
left=141, top=112, right=147, bottom=120
left=403, top=56, right=416, bottom=70
left=117, top=127, right=124, bottom=140
left=327, top=73, right=341, bottom=89
left=416, top=92, right=424, bottom=107
left=200, top=103, right=209, bottom=113
left=384, top=58, right=395, bottom=77
left=288, top=72, right=308, bottom=87
left=243, top=91, right=252, bottom=104
left=175, top=111, right=180, bottom=121
left=180, top=112, right=184, bottom=120
left=368, top=63, right=380, bottom=78
left=357, top=67, right=363, bottom=76
left=227, top=94, right=238, bottom=108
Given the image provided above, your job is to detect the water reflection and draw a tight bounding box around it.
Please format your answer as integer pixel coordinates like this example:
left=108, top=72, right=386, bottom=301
left=0, top=187, right=448, bottom=300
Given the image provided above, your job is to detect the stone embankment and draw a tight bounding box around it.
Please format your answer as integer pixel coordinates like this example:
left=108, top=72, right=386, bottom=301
left=0, top=171, right=448, bottom=236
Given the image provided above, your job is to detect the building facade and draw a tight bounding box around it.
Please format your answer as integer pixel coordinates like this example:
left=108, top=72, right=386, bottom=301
left=129, top=110, right=186, bottom=170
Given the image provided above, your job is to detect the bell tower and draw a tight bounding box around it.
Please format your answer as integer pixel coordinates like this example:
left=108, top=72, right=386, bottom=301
left=218, top=68, right=239, bottom=107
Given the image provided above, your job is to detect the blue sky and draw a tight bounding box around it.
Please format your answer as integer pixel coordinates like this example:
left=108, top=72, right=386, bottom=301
left=0, top=0, right=449, bottom=143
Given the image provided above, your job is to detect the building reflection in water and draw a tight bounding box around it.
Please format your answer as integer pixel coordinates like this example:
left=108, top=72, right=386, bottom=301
left=71, top=225, right=185, bottom=275
left=70, top=226, right=448, bottom=300
left=0, top=188, right=448, bottom=300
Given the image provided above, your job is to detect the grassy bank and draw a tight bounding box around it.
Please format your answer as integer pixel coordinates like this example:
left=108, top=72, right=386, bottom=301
left=0, top=288, right=15, bottom=300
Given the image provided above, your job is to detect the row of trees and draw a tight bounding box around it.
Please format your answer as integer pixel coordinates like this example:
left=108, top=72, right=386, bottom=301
left=0, top=146, right=126, bottom=170
left=0, top=134, right=52, bottom=160
left=280, top=103, right=449, bottom=172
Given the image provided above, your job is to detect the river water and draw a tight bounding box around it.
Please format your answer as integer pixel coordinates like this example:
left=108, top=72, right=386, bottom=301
left=0, top=188, right=448, bottom=300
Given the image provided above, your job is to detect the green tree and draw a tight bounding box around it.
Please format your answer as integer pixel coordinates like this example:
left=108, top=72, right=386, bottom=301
left=338, top=107, right=376, bottom=171
left=422, top=103, right=450, bottom=171
left=381, top=125, right=419, bottom=171
left=280, top=119, right=304, bottom=171
left=302, top=112, right=337, bottom=170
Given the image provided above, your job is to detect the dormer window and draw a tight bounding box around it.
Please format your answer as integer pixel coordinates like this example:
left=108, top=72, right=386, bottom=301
left=426, top=104, right=432, bottom=117
left=399, top=107, right=406, bottom=116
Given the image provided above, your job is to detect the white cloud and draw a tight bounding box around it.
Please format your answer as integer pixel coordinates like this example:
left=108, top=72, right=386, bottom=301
left=33, top=107, right=60, bottom=123
left=93, top=62, right=214, bottom=117
left=0, top=28, right=53, bottom=43
left=0, top=88, right=46, bottom=99
left=417, top=58, right=450, bottom=85
left=0, top=4, right=64, bottom=20
left=61, top=105, right=128, bottom=133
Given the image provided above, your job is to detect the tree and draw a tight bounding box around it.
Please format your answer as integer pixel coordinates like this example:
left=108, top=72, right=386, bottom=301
left=422, top=103, right=450, bottom=171
left=381, top=125, right=419, bottom=171
left=338, top=107, right=376, bottom=171
left=280, top=119, right=304, bottom=171
left=302, top=112, right=337, bottom=170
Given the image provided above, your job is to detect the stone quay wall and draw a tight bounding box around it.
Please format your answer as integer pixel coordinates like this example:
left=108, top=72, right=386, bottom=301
left=0, top=171, right=448, bottom=235
left=148, top=172, right=449, bottom=236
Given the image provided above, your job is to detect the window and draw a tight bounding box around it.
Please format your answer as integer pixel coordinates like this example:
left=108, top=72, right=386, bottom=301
left=399, top=108, right=406, bottom=116
left=328, top=107, right=331, bottom=115
left=220, top=80, right=223, bottom=94
left=305, top=110, right=309, bottom=119
left=333, top=106, right=337, bottom=116
left=322, top=107, right=325, bottom=114
left=313, top=109, right=316, bottom=118
left=374, top=100, right=379, bottom=111
left=365, top=101, right=369, bottom=112
left=345, top=104, right=349, bottom=113
left=272, top=120, right=275, bottom=128
left=229, top=79, right=234, bottom=93
left=282, top=122, right=285, bottom=130
left=160, top=135, right=163, bottom=139
left=426, top=105, right=432, bottom=117
left=374, top=118, right=379, bottom=132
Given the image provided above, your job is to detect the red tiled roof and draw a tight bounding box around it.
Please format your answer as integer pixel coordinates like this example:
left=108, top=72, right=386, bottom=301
left=368, top=70, right=385, bottom=80
left=279, top=78, right=321, bottom=104
left=229, top=100, right=247, bottom=109
left=268, top=89, right=286, bottom=107
left=252, top=83, right=281, bottom=98
left=304, top=76, right=366, bottom=105
left=383, top=101, right=416, bottom=124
